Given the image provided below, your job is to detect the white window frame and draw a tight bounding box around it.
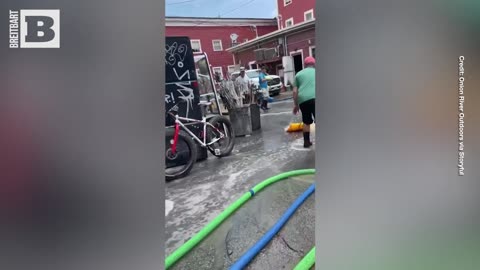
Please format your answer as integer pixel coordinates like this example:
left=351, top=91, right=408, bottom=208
left=212, top=39, right=223, bottom=51
left=284, top=0, right=292, bottom=6
left=309, top=45, right=316, bottom=57
left=191, top=39, right=202, bottom=52
left=212, top=67, right=223, bottom=79
left=289, top=49, right=304, bottom=70
left=227, top=65, right=236, bottom=74
left=304, top=9, right=314, bottom=21
left=248, top=61, right=257, bottom=70
left=285, top=18, right=294, bottom=28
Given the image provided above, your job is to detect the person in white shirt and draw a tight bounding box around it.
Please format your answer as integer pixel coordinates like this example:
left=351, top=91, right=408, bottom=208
left=235, top=67, right=251, bottom=102
left=235, top=67, right=249, bottom=95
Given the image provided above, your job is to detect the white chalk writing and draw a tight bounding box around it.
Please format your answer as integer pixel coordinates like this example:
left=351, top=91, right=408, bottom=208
left=165, top=92, right=175, bottom=104
left=166, top=42, right=188, bottom=68
left=165, top=40, right=197, bottom=119
left=174, top=67, right=190, bottom=81
left=175, top=83, right=194, bottom=117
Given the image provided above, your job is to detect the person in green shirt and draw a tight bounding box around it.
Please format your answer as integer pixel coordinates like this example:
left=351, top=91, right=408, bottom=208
left=293, top=56, right=316, bottom=148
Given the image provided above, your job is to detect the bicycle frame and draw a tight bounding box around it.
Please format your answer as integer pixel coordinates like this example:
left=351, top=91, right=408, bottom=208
left=169, top=112, right=226, bottom=155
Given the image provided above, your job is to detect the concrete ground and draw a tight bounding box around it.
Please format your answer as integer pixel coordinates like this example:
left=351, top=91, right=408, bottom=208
left=273, top=89, right=294, bottom=102
left=165, top=99, right=315, bottom=269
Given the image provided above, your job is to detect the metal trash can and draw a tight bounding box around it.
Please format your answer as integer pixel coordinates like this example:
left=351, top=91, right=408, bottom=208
left=228, top=106, right=252, bottom=137
left=250, top=104, right=261, bottom=131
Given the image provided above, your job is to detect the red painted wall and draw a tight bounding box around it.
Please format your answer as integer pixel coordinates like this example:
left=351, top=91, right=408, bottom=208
left=286, top=28, right=315, bottom=57
left=233, top=27, right=315, bottom=76
left=166, top=25, right=277, bottom=77
left=277, top=0, right=315, bottom=28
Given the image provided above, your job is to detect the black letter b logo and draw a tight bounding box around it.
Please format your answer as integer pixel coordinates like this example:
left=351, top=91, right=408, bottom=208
left=20, top=10, right=60, bottom=48
left=25, top=16, right=55, bottom=43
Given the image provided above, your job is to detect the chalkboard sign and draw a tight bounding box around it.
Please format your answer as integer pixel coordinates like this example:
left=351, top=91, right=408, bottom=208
left=165, top=37, right=197, bottom=84
left=165, top=37, right=202, bottom=123
left=165, top=37, right=206, bottom=164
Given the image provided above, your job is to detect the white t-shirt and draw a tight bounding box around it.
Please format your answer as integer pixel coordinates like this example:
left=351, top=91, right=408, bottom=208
left=235, top=75, right=249, bottom=94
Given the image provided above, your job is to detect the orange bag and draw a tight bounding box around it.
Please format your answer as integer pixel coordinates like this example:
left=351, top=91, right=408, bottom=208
left=287, top=122, right=304, bottom=132
left=286, top=115, right=304, bottom=132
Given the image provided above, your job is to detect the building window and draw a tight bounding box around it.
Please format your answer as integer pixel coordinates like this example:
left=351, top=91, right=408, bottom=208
left=212, top=67, right=223, bottom=80
left=284, top=0, right=292, bottom=6
left=304, top=9, right=314, bottom=21
left=191, top=39, right=202, bottom=52
left=285, top=18, right=294, bottom=28
left=227, top=65, right=236, bottom=74
left=243, top=38, right=249, bottom=43
left=309, top=46, right=316, bottom=58
left=212, top=40, right=223, bottom=51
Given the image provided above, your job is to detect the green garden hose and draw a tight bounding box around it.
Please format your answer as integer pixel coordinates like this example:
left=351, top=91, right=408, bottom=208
left=293, top=247, right=316, bottom=270
left=165, top=169, right=315, bottom=269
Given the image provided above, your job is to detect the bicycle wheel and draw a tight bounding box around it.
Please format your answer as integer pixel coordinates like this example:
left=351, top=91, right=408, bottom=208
left=165, top=129, right=197, bottom=181
left=206, top=116, right=235, bottom=157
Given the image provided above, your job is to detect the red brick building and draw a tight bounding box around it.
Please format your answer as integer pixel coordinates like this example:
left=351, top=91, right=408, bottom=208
left=166, top=17, right=277, bottom=79
left=226, top=0, right=315, bottom=85
left=276, top=0, right=315, bottom=30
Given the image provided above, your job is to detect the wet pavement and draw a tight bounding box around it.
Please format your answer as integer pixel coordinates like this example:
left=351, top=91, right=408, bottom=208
left=165, top=100, right=315, bottom=269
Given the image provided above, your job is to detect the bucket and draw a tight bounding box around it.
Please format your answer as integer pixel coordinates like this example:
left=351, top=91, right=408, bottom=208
left=228, top=106, right=252, bottom=137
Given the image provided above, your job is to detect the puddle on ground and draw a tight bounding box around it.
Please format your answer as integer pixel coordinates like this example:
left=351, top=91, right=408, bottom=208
left=168, top=175, right=315, bottom=270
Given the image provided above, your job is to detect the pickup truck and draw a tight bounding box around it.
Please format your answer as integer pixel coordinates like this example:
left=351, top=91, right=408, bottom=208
left=230, top=69, right=282, bottom=96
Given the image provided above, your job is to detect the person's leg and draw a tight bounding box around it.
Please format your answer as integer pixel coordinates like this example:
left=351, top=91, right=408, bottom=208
left=311, top=99, right=315, bottom=123
left=299, top=99, right=314, bottom=148
left=264, top=89, right=269, bottom=110
left=259, top=89, right=264, bottom=109
left=306, top=99, right=315, bottom=146
left=302, top=124, right=312, bottom=147
left=261, top=88, right=270, bottom=110
left=262, top=99, right=269, bottom=110
left=303, top=123, right=310, bottom=133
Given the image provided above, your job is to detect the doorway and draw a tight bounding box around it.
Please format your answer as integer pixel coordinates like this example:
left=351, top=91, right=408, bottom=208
left=293, top=54, right=303, bottom=74
left=290, top=49, right=304, bottom=75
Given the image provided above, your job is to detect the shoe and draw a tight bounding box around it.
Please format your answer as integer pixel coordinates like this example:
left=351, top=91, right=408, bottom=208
left=303, top=141, right=313, bottom=148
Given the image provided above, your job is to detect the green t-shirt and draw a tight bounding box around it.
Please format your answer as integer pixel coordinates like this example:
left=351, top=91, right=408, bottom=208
left=294, top=67, right=316, bottom=105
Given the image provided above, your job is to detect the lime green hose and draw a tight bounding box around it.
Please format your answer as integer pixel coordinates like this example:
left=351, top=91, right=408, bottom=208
left=293, top=247, right=316, bottom=270
left=165, top=169, right=315, bottom=269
